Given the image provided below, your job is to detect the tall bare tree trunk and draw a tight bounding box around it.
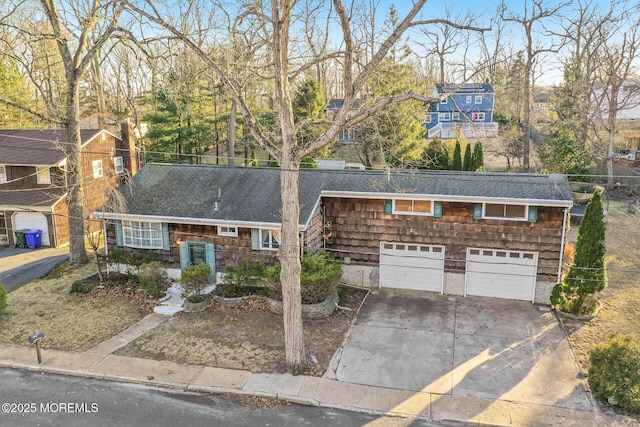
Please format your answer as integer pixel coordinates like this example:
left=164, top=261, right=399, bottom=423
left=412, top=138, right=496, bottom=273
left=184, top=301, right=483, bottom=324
left=228, top=99, right=236, bottom=166
left=65, top=81, right=89, bottom=264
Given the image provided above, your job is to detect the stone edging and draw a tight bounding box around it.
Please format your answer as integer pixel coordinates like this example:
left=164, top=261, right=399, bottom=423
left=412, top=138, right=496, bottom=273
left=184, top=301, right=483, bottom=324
left=554, top=299, right=603, bottom=321
left=213, top=292, right=339, bottom=319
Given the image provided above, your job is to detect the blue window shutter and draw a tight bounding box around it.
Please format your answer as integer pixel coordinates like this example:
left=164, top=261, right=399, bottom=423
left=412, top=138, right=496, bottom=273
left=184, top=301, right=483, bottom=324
left=528, top=206, right=538, bottom=223
left=205, top=243, right=216, bottom=282
left=114, top=220, right=123, bottom=246
left=162, top=223, right=170, bottom=250
left=384, top=199, right=393, bottom=215
left=5, top=166, right=12, bottom=181
left=433, top=201, right=443, bottom=218
left=251, top=228, right=260, bottom=250
left=179, top=243, right=189, bottom=269
left=474, top=203, right=483, bottom=220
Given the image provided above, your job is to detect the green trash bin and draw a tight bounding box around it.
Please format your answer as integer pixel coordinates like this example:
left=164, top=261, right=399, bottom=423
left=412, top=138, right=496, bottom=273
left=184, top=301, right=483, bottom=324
left=14, top=229, right=28, bottom=248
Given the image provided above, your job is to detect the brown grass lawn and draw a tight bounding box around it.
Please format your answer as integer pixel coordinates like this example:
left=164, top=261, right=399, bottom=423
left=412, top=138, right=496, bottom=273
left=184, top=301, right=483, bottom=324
left=116, top=286, right=368, bottom=376
left=0, top=262, right=145, bottom=351
left=562, top=200, right=640, bottom=371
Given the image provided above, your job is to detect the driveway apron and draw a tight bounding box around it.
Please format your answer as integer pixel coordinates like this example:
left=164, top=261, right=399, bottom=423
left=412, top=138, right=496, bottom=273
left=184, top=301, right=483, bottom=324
left=327, top=288, right=593, bottom=411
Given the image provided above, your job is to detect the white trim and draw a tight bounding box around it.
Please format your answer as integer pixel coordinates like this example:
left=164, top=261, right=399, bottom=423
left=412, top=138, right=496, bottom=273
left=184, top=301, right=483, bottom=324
left=122, top=220, right=163, bottom=249
left=114, top=156, right=124, bottom=174
left=36, top=167, right=51, bottom=184
left=218, top=225, right=238, bottom=237
left=483, top=203, right=529, bottom=221
left=259, top=228, right=280, bottom=250
left=95, top=212, right=297, bottom=230
left=392, top=199, right=433, bottom=216
left=92, top=159, right=103, bottom=179
left=474, top=95, right=482, bottom=104
left=0, top=165, right=6, bottom=183
left=319, top=191, right=573, bottom=208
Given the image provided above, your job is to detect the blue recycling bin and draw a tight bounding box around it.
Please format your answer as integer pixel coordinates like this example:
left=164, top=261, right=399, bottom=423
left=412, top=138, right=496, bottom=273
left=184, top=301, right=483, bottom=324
left=24, top=229, right=42, bottom=249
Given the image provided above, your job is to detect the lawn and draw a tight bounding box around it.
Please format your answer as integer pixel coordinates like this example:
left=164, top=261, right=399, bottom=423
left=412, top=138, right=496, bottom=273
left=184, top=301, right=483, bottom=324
left=562, top=199, right=640, bottom=371
left=116, top=285, right=368, bottom=376
left=0, top=262, right=146, bottom=351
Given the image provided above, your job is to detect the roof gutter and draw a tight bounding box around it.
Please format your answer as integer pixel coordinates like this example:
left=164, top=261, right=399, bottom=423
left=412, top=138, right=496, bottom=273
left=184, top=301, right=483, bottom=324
left=319, top=190, right=574, bottom=208
left=94, top=211, right=307, bottom=231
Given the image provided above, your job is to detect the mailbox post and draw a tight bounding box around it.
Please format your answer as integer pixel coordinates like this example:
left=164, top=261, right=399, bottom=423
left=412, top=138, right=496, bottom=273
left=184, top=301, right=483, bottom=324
left=27, top=331, right=45, bottom=365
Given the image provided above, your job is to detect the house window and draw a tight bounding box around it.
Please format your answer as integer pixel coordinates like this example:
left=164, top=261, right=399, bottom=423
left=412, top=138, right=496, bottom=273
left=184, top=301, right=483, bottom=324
left=484, top=204, right=527, bottom=220
left=393, top=199, right=432, bottom=216
left=440, top=98, right=448, bottom=104
left=218, top=226, right=238, bottom=237
left=36, top=167, right=51, bottom=184
left=338, top=128, right=354, bottom=142
left=472, top=112, right=485, bottom=121
left=466, top=95, right=472, bottom=103
left=424, top=115, right=432, bottom=123
left=0, top=165, right=7, bottom=183
left=261, top=229, right=280, bottom=250
left=452, top=112, right=460, bottom=120
left=122, top=221, right=163, bottom=249
left=92, top=160, right=103, bottom=178
left=439, top=113, right=451, bottom=121
left=114, top=156, right=124, bottom=174
left=475, top=95, right=482, bottom=104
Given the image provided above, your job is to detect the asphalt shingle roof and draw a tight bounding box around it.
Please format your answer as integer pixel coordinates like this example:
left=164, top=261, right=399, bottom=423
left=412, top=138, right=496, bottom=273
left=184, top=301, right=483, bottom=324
left=113, top=163, right=573, bottom=227
left=0, top=187, right=66, bottom=208
left=0, top=129, right=104, bottom=165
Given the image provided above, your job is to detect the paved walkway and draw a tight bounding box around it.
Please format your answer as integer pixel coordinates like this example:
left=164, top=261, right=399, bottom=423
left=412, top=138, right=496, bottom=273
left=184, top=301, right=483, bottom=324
left=0, top=315, right=637, bottom=426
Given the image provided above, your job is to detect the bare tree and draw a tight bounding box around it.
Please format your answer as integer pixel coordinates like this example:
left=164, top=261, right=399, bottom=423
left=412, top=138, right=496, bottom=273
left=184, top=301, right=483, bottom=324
left=125, top=0, right=487, bottom=372
left=501, top=0, right=568, bottom=170
left=592, top=19, right=640, bottom=186
left=1, top=1, right=126, bottom=264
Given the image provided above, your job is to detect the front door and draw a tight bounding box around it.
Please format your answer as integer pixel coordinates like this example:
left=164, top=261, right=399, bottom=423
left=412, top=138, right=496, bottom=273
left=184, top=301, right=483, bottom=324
left=188, top=242, right=206, bottom=266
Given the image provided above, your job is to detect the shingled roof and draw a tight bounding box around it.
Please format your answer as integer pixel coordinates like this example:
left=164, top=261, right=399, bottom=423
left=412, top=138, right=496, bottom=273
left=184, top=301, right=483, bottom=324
left=104, top=163, right=573, bottom=229
left=0, top=129, right=105, bottom=166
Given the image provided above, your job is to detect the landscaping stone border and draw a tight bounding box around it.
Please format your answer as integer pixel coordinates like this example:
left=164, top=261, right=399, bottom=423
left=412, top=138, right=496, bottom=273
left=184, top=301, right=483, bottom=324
left=213, top=292, right=339, bottom=319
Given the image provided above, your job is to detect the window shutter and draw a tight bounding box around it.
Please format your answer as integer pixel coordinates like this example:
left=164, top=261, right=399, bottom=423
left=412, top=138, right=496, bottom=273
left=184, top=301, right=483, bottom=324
left=32, top=167, right=37, bottom=183
left=179, top=243, right=189, bottom=269
left=5, top=166, right=12, bottom=181
left=473, top=203, right=483, bottom=220
left=528, top=206, right=538, bottom=223
left=251, top=228, right=261, bottom=250
left=384, top=199, right=393, bottom=215
left=433, top=201, right=443, bottom=218
left=205, top=243, right=216, bottom=283
left=162, top=223, right=170, bottom=250
left=114, top=220, right=123, bottom=247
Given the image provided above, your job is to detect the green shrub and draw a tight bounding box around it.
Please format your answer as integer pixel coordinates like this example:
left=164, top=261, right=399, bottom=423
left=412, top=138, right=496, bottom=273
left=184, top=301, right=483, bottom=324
left=589, top=334, right=640, bottom=412
left=70, top=279, right=93, bottom=294
left=181, top=263, right=212, bottom=303
left=139, top=261, right=170, bottom=299
left=266, top=253, right=342, bottom=304
left=0, top=283, right=7, bottom=318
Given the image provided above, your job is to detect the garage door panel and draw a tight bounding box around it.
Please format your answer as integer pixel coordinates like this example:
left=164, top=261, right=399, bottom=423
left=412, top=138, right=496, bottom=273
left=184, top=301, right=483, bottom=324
left=14, top=212, right=51, bottom=247
left=465, top=248, right=537, bottom=302
left=380, top=243, right=444, bottom=292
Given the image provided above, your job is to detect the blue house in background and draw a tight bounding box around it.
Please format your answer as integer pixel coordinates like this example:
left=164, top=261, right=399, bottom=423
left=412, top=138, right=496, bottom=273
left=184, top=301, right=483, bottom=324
left=424, top=83, right=498, bottom=139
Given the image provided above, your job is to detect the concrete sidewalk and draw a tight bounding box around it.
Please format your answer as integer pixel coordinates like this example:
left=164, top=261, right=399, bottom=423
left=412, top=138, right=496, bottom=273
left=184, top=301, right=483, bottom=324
left=0, top=314, right=636, bottom=426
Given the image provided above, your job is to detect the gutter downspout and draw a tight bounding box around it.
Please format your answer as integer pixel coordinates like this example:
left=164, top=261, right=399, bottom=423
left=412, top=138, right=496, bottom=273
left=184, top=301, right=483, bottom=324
left=557, top=207, right=570, bottom=282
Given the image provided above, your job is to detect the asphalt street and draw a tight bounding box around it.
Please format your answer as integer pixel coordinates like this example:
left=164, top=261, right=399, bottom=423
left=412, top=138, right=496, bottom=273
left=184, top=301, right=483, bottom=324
left=0, top=369, right=441, bottom=427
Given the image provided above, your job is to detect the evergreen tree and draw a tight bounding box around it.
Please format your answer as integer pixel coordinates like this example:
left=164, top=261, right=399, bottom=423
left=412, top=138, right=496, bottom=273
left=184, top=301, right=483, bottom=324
left=249, top=149, right=258, bottom=167
left=452, top=140, right=462, bottom=171
left=537, top=130, right=594, bottom=177
left=463, top=143, right=472, bottom=171
left=551, top=191, right=606, bottom=315
left=421, top=138, right=449, bottom=170
left=472, top=142, right=484, bottom=171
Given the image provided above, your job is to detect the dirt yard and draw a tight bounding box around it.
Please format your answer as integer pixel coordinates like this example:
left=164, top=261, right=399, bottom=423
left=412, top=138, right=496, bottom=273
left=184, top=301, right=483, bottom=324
left=116, top=286, right=368, bottom=376
left=561, top=196, right=640, bottom=371
left=0, top=262, right=147, bottom=351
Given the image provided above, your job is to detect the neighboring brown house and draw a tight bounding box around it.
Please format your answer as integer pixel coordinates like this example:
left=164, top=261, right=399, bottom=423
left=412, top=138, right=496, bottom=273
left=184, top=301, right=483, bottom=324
left=97, top=164, right=573, bottom=304
left=0, top=121, right=138, bottom=247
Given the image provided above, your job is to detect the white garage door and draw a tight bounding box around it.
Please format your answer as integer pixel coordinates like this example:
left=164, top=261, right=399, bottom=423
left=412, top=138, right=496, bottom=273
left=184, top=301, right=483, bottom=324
left=380, top=242, right=445, bottom=292
left=14, top=212, right=51, bottom=246
left=465, top=248, right=537, bottom=301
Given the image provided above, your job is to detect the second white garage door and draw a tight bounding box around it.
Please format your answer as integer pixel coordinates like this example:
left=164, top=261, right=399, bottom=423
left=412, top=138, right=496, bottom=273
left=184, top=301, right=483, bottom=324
left=379, top=242, right=445, bottom=292
left=465, top=248, right=537, bottom=302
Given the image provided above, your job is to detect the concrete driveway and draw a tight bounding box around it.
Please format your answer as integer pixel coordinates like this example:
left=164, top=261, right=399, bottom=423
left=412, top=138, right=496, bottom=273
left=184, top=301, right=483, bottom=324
left=0, top=246, right=69, bottom=292
left=326, top=288, right=594, bottom=411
